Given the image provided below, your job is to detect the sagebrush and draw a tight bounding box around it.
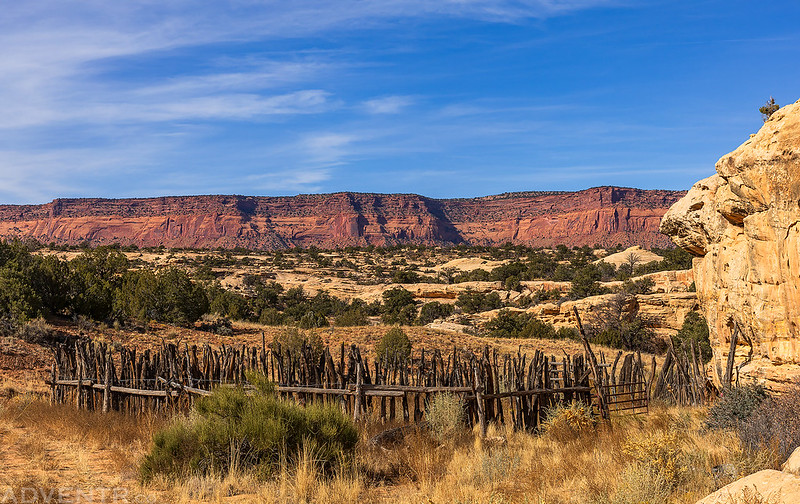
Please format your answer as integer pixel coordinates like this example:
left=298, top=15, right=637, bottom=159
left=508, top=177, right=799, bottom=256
left=139, top=373, right=359, bottom=481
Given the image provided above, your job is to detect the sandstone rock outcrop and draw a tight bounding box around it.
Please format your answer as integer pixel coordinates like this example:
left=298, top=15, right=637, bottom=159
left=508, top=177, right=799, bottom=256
left=661, top=99, right=800, bottom=387
left=695, top=469, right=800, bottom=504
left=470, top=270, right=698, bottom=339
left=0, top=187, right=682, bottom=250
left=528, top=290, right=699, bottom=340
left=782, top=446, right=800, bottom=476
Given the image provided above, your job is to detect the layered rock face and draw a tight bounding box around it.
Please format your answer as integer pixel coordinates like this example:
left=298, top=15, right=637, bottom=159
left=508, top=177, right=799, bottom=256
left=661, top=99, right=800, bottom=385
left=0, top=187, right=682, bottom=250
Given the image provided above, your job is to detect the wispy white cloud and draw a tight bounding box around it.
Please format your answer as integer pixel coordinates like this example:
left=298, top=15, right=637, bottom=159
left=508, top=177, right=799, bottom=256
left=0, top=0, right=628, bottom=202
left=300, top=133, right=361, bottom=167
left=362, top=96, right=415, bottom=114
left=244, top=168, right=333, bottom=194
left=0, top=141, right=166, bottom=203
left=0, top=1, right=619, bottom=128
left=83, top=90, right=334, bottom=123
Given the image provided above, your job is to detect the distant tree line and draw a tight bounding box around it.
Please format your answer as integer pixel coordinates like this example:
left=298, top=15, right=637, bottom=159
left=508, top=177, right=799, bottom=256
left=0, top=240, right=456, bottom=331
left=0, top=239, right=697, bottom=344
left=433, top=245, right=691, bottom=289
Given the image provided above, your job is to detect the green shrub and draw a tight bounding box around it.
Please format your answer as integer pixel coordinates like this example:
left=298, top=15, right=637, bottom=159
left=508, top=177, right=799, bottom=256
left=297, top=310, right=328, bottom=329
left=570, top=264, right=603, bottom=299
left=737, top=382, right=800, bottom=460
left=0, top=316, right=18, bottom=337
left=705, top=383, right=769, bottom=432
left=18, top=317, right=57, bottom=344
left=68, top=247, right=130, bottom=320
left=115, top=267, right=208, bottom=325
left=672, top=311, right=712, bottom=363
left=375, top=327, right=412, bottom=362
left=590, top=294, right=657, bottom=352
left=532, top=288, right=561, bottom=304
left=555, top=326, right=580, bottom=340
left=490, top=261, right=527, bottom=284
left=503, top=275, right=521, bottom=292
left=551, top=263, right=575, bottom=282
left=258, top=307, right=285, bottom=326
left=391, top=269, right=421, bottom=284
left=206, top=283, right=248, bottom=320
left=416, top=301, right=454, bottom=325
left=484, top=309, right=557, bottom=339
left=760, top=96, right=780, bottom=122
left=272, top=328, right=324, bottom=363
left=453, top=268, right=490, bottom=283
left=621, top=277, right=654, bottom=295
left=139, top=418, right=201, bottom=480
left=139, top=374, right=358, bottom=481
left=333, top=309, right=368, bottom=327
left=455, top=289, right=502, bottom=314
left=381, top=287, right=417, bottom=324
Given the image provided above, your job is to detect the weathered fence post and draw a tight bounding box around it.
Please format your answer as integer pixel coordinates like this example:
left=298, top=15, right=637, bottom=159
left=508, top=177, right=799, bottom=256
left=103, top=352, right=112, bottom=413
left=473, top=363, right=486, bottom=438
left=722, top=323, right=739, bottom=390
left=353, top=361, right=363, bottom=423
left=75, top=357, right=83, bottom=410
left=50, top=362, right=56, bottom=406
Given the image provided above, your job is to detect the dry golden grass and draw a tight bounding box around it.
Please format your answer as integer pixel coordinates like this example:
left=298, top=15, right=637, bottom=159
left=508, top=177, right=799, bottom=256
left=145, top=445, right=371, bottom=504
left=0, top=396, right=779, bottom=504
left=353, top=403, right=776, bottom=504
left=0, top=396, right=164, bottom=501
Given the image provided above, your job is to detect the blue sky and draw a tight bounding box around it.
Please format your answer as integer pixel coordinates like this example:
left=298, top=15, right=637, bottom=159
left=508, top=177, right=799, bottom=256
left=1, top=1, right=799, bottom=203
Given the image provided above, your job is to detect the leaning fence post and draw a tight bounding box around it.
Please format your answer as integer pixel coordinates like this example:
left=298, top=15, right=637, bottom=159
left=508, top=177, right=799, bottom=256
left=722, top=323, right=740, bottom=390
left=573, top=307, right=609, bottom=419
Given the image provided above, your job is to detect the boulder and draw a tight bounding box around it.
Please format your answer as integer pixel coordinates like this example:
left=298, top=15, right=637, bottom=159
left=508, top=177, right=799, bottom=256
left=783, top=446, right=800, bottom=476
left=695, top=469, right=800, bottom=504
left=661, top=99, right=800, bottom=388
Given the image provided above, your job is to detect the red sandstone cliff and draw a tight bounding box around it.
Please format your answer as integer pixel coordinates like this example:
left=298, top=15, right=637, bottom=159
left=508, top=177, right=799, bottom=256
left=0, top=187, right=683, bottom=249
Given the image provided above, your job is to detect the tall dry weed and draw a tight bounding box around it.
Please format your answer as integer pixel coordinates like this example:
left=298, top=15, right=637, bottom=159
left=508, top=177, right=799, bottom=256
left=426, top=392, right=465, bottom=443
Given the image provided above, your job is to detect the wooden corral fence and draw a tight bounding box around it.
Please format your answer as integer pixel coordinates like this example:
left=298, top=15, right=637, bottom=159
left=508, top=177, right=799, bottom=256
left=47, top=333, right=715, bottom=431
left=652, top=340, right=715, bottom=406
left=47, top=338, right=609, bottom=434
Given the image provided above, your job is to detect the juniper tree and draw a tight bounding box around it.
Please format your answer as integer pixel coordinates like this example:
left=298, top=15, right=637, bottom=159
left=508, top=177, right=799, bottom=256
left=760, top=96, right=779, bottom=121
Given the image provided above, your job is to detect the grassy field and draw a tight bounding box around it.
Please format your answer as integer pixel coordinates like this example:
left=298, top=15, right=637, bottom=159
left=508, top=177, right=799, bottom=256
left=0, top=392, right=777, bottom=504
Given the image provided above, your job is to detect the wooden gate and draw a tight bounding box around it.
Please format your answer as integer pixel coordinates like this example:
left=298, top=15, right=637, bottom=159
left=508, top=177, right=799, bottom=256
left=601, top=379, right=649, bottom=415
